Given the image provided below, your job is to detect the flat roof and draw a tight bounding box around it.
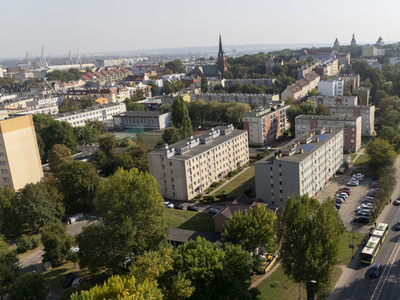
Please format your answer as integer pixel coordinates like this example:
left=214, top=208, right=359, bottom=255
left=114, top=111, right=168, bottom=118
left=327, top=105, right=375, bottom=109
left=53, top=103, right=124, bottom=119
left=167, top=228, right=221, bottom=243
left=296, top=115, right=360, bottom=121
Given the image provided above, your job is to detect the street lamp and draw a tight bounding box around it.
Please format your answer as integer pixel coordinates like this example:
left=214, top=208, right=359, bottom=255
left=299, top=280, right=316, bottom=300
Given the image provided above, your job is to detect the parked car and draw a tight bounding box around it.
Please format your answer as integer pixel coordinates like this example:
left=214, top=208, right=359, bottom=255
left=358, top=204, right=374, bottom=210
left=340, top=187, right=351, bottom=192
left=335, top=198, right=344, bottom=204
left=340, top=190, right=351, bottom=196
left=174, top=204, right=185, bottom=210
left=366, top=196, right=374, bottom=201
left=352, top=175, right=363, bottom=181
left=347, top=181, right=359, bottom=186
left=208, top=208, right=220, bottom=214
left=356, top=173, right=365, bottom=178
left=369, top=262, right=382, bottom=278
left=395, top=221, right=400, bottom=231
left=357, top=210, right=371, bottom=216
left=353, top=216, right=369, bottom=224
left=63, top=272, right=76, bottom=288
left=164, top=201, right=174, bottom=209
left=339, top=193, right=349, bottom=198
left=72, top=277, right=83, bottom=288
left=335, top=203, right=341, bottom=209
left=187, top=205, right=199, bottom=212
left=394, top=199, right=400, bottom=206
left=371, top=182, right=379, bottom=187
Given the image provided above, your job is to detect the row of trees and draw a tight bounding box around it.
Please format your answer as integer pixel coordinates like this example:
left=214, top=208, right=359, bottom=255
left=46, top=68, right=82, bottom=82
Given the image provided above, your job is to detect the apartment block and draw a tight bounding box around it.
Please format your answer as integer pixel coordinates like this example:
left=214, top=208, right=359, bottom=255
left=53, top=103, right=126, bottom=127
left=148, top=125, right=249, bottom=201
left=281, top=71, right=320, bottom=101
left=312, top=59, right=339, bottom=77
left=255, top=128, right=343, bottom=206
left=309, top=95, right=357, bottom=107
left=113, top=111, right=172, bottom=130
left=190, top=93, right=280, bottom=106
left=0, top=115, right=44, bottom=190
left=318, top=80, right=344, bottom=96
left=328, top=105, right=375, bottom=136
left=243, top=104, right=290, bottom=146
left=295, top=115, right=362, bottom=152
left=353, top=86, right=370, bottom=105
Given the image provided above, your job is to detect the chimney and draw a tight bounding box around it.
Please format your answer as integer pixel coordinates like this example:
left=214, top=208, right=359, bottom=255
left=316, top=138, right=320, bottom=142
left=300, top=148, right=304, bottom=154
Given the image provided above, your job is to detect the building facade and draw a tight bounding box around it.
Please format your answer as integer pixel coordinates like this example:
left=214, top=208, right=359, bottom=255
left=309, top=95, right=357, bottom=107
left=243, top=104, right=290, bottom=146
left=148, top=125, right=249, bottom=201
left=328, top=105, right=375, bottom=136
left=53, top=103, right=126, bottom=127
left=224, top=78, right=276, bottom=88
left=318, top=80, right=344, bottom=96
left=281, top=71, right=320, bottom=101
left=353, top=86, right=370, bottom=105
left=113, top=111, right=172, bottom=130
left=255, top=128, right=343, bottom=206
left=295, top=115, right=362, bottom=152
left=190, top=93, right=280, bottom=106
left=0, top=115, right=44, bottom=190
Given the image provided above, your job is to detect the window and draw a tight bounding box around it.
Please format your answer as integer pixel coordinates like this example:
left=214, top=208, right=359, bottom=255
left=169, top=161, right=172, bottom=166
left=0, top=153, right=4, bottom=157
left=0, top=161, right=5, bottom=165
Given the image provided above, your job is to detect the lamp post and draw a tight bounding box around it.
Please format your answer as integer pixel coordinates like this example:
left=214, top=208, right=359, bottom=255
left=299, top=280, right=316, bottom=300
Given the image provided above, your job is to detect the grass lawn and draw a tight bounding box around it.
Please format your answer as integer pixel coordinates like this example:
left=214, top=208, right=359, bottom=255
left=354, top=154, right=370, bottom=166
left=138, top=133, right=163, bottom=149
left=337, top=230, right=366, bottom=265
left=164, top=208, right=214, bottom=233
left=43, top=261, right=88, bottom=290
left=213, top=166, right=255, bottom=200
left=350, top=153, right=357, bottom=162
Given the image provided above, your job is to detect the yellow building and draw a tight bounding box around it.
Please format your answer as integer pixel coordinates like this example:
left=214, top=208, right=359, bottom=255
left=0, top=115, right=44, bottom=190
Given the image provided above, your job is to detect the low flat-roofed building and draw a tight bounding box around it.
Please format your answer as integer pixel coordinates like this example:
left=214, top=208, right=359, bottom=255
left=255, top=128, right=343, bottom=206
left=295, top=115, right=361, bottom=152
left=148, top=125, right=249, bottom=201
left=113, top=111, right=171, bottom=130
left=53, top=102, right=126, bottom=127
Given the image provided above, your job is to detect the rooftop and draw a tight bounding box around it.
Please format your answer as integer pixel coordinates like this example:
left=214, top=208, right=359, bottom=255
left=295, top=115, right=360, bottom=121
left=53, top=102, right=125, bottom=119
left=114, top=111, right=169, bottom=118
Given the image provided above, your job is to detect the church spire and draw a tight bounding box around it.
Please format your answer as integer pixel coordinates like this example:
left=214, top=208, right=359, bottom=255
left=217, top=35, right=227, bottom=75
left=219, top=35, right=224, bottom=55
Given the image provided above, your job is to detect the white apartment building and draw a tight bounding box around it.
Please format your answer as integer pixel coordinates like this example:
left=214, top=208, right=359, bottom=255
left=318, top=80, right=344, bottom=96
left=328, top=105, right=375, bottom=136
left=148, top=125, right=249, bottom=201
left=53, top=103, right=126, bottom=127
left=190, top=93, right=280, bottom=106
left=113, top=111, right=172, bottom=130
left=255, top=128, right=343, bottom=206
left=309, top=96, right=357, bottom=107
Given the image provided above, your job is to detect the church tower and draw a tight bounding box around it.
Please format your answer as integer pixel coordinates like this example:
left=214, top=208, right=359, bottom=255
left=218, top=35, right=227, bottom=74
left=334, top=38, right=340, bottom=47
left=351, top=33, right=357, bottom=45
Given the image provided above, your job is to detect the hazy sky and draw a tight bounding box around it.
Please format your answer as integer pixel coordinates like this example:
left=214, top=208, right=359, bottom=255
left=1, top=0, right=398, bottom=59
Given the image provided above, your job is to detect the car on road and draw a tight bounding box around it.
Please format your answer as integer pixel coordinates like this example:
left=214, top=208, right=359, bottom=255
left=208, top=208, right=219, bottom=214
left=174, top=204, right=185, bottom=210
left=353, top=216, right=369, bottom=224
left=369, top=262, right=382, bottom=278
left=187, top=205, right=199, bottom=212
left=72, top=277, right=83, bottom=288
left=63, top=272, right=76, bottom=288
left=394, top=221, right=400, bottom=231
left=394, top=199, right=400, bottom=206
left=347, top=181, right=359, bottom=186
left=164, top=201, right=174, bottom=209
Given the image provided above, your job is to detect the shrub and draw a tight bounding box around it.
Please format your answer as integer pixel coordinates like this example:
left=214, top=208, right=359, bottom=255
left=202, top=195, right=215, bottom=202
left=16, top=235, right=40, bottom=253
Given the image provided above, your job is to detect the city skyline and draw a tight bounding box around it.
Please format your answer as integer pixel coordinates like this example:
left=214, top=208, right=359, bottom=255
left=1, top=0, right=399, bottom=59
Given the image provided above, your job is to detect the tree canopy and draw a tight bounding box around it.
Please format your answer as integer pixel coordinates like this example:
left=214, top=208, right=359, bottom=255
left=165, top=59, right=186, bottom=74
left=0, top=235, right=20, bottom=299
left=366, top=137, right=397, bottom=173
left=7, top=273, right=48, bottom=300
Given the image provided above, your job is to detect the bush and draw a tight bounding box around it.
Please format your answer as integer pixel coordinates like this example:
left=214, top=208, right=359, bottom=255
left=202, top=195, right=215, bottom=203
left=16, top=235, right=40, bottom=253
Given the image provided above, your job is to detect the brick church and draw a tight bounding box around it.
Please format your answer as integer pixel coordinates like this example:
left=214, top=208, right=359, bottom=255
left=194, top=35, right=227, bottom=79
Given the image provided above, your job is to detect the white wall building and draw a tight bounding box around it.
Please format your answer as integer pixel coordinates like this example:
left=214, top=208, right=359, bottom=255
left=255, top=128, right=343, bottom=206
left=328, top=105, right=375, bottom=136
left=0, top=65, right=3, bottom=78
left=309, top=95, right=357, bottom=107
left=113, top=111, right=172, bottom=130
left=318, top=80, right=344, bottom=96
left=53, top=103, right=126, bottom=127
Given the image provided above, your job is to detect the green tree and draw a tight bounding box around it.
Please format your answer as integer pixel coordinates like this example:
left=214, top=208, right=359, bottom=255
left=171, top=97, right=192, bottom=139
left=277, top=195, right=341, bottom=300
left=165, top=59, right=186, bottom=73
left=44, top=121, right=78, bottom=159
left=81, top=98, right=96, bottom=109
left=73, top=125, right=100, bottom=145
left=0, top=235, right=20, bottom=299
left=315, top=104, right=330, bottom=116
left=201, top=76, right=209, bottom=93
left=0, top=187, right=17, bottom=236
left=366, top=137, right=397, bottom=173
left=8, top=273, right=48, bottom=300
left=56, top=161, right=99, bottom=212
left=164, top=83, right=174, bottom=94
left=47, top=144, right=73, bottom=173
left=173, top=237, right=259, bottom=300
left=127, top=102, right=145, bottom=111
left=374, top=90, right=389, bottom=107
left=225, top=103, right=251, bottom=128
left=78, top=168, right=168, bottom=275
left=40, top=221, right=74, bottom=266
left=159, top=103, right=171, bottom=112
left=147, top=81, right=160, bottom=96
left=98, top=133, right=119, bottom=158
left=306, top=55, right=314, bottom=64
left=58, top=99, right=79, bottom=113
left=222, top=205, right=277, bottom=253
left=162, top=126, right=182, bottom=144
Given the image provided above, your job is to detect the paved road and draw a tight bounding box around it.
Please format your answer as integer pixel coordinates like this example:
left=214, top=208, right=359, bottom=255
left=329, top=156, right=400, bottom=300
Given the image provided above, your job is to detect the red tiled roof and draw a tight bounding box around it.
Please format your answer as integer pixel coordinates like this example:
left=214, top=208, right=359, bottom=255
left=81, top=75, right=91, bottom=81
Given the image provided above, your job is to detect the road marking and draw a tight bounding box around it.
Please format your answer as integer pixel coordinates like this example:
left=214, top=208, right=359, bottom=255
left=370, top=235, right=400, bottom=300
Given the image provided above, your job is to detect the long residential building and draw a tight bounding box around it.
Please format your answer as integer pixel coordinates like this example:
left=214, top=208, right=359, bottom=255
left=295, top=115, right=362, bottom=152
left=190, top=93, right=280, bottom=106
left=148, top=125, right=249, bottom=201
left=53, top=103, right=126, bottom=127
left=255, top=128, right=343, bottom=206
left=328, top=105, right=375, bottom=136
left=309, top=95, right=358, bottom=107
left=243, top=104, right=290, bottom=146
left=224, top=78, right=276, bottom=88
left=113, top=111, right=172, bottom=130
left=0, top=115, right=44, bottom=190
left=281, top=71, right=320, bottom=101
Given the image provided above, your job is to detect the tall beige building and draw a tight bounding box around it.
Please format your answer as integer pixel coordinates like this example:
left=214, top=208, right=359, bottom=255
left=148, top=125, right=249, bottom=201
left=0, top=116, right=44, bottom=190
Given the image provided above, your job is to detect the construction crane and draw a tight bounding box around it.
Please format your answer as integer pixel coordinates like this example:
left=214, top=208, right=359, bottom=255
left=77, top=49, right=82, bottom=69
left=39, top=46, right=49, bottom=70
left=48, top=53, right=51, bottom=66
left=25, top=52, right=40, bottom=70
left=67, top=50, right=73, bottom=65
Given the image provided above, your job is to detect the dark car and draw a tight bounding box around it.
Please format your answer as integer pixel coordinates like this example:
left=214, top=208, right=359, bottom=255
left=353, top=216, right=369, bottom=224
left=208, top=208, right=219, bottom=214
left=369, top=262, right=382, bottom=278
left=187, top=205, right=199, bottom=212
left=174, top=204, right=185, bottom=210
left=339, top=187, right=351, bottom=192
left=63, top=272, right=76, bottom=288
left=335, top=203, right=341, bottom=209
left=394, top=221, right=400, bottom=231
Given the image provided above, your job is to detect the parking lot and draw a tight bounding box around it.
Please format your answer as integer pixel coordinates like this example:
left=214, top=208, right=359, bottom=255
left=316, top=173, right=373, bottom=234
